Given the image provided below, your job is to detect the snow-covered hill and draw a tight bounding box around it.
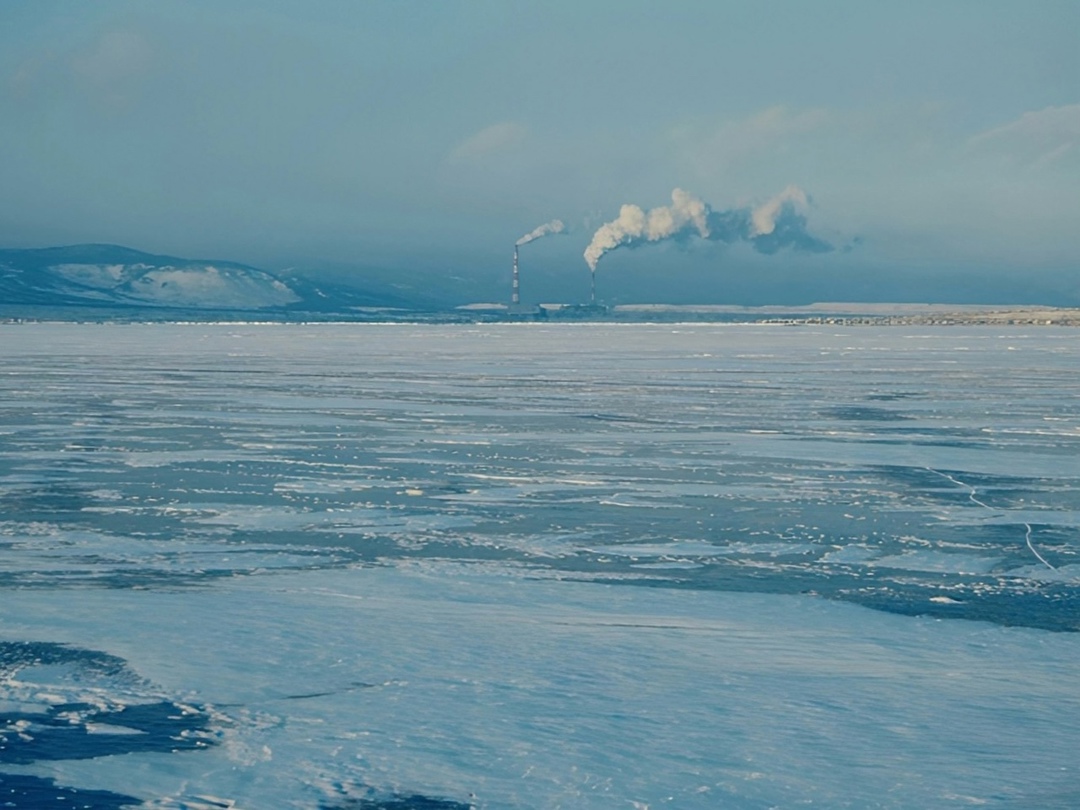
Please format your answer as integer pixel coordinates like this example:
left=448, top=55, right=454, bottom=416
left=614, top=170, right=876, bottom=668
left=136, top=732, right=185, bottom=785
left=0, top=244, right=415, bottom=313
left=50, top=260, right=299, bottom=308
left=0, top=244, right=300, bottom=310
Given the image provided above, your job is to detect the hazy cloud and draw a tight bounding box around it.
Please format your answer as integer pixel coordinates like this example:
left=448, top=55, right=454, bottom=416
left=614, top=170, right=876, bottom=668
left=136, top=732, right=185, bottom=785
left=8, top=51, right=53, bottom=99
left=7, top=28, right=156, bottom=110
left=72, top=30, right=154, bottom=86
left=671, top=105, right=830, bottom=177
left=449, top=121, right=528, bottom=163
left=969, top=104, right=1080, bottom=167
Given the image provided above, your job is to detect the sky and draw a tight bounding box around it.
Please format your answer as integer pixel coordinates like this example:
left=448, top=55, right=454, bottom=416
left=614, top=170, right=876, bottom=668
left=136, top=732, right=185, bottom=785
left=1, top=0, right=1078, bottom=305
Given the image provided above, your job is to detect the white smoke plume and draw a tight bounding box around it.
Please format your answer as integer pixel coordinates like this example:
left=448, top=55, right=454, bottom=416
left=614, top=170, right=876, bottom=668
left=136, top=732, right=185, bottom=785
left=584, top=186, right=832, bottom=270
left=517, top=219, right=565, bottom=246
left=750, top=184, right=808, bottom=236
left=583, top=189, right=708, bottom=271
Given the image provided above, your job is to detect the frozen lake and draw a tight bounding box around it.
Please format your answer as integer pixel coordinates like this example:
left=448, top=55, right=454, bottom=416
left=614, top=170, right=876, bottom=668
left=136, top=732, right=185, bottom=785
left=1, top=323, right=1078, bottom=808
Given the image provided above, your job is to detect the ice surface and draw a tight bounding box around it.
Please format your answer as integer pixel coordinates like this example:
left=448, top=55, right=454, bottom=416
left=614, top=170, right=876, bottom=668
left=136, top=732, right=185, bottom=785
left=5, top=567, right=1080, bottom=809
left=1, top=323, right=1079, bottom=807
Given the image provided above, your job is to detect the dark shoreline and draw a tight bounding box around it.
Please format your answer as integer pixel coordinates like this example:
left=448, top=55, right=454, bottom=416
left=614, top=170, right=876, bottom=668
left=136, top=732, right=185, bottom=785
left=3, top=304, right=1079, bottom=327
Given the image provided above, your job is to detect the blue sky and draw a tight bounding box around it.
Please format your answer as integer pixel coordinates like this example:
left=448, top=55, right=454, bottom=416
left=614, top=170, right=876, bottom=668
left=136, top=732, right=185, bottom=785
left=1, top=1, right=1077, bottom=304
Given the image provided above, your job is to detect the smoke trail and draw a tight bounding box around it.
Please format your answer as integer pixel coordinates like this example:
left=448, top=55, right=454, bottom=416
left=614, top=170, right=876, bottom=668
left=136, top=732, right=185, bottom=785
left=584, top=186, right=833, bottom=270
left=749, top=184, right=807, bottom=237
left=582, top=189, right=708, bottom=270
left=517, top=219, right=565, bottom=246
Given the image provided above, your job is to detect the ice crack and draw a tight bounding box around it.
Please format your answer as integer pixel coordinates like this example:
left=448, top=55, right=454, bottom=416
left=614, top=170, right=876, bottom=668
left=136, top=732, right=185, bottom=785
left=925, top=467, right=1055, bottom=571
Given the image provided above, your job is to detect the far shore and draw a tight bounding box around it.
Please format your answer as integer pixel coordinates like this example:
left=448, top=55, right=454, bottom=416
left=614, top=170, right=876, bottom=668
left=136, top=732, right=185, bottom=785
left=610, top=303, right=1080, bottom=326
left=3, top=303, right=1080, bottom=327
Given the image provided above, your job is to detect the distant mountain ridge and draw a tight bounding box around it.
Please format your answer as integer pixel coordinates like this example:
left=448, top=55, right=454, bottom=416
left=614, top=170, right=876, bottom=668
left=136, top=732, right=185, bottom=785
left=0, top=243, right=414, bottom=313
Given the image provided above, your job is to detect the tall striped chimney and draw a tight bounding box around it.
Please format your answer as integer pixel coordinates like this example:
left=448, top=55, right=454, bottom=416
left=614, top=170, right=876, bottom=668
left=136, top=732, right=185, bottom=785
left=512, top=246, right=520, bottom=306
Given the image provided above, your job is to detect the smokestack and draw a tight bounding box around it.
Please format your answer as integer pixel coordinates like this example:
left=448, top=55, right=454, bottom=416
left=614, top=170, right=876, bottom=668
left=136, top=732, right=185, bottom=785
left=512, top=246, right=520, bottom=306
left=590, top=269, right=596, bottom=305
left=511, top=219, right=565, bottom=309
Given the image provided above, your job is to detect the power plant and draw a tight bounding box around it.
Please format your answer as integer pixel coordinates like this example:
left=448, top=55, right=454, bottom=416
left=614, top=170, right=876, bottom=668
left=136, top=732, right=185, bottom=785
left=508, top=234, right=608, bottom=320
left=494, top=185, right=834, bottom=320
